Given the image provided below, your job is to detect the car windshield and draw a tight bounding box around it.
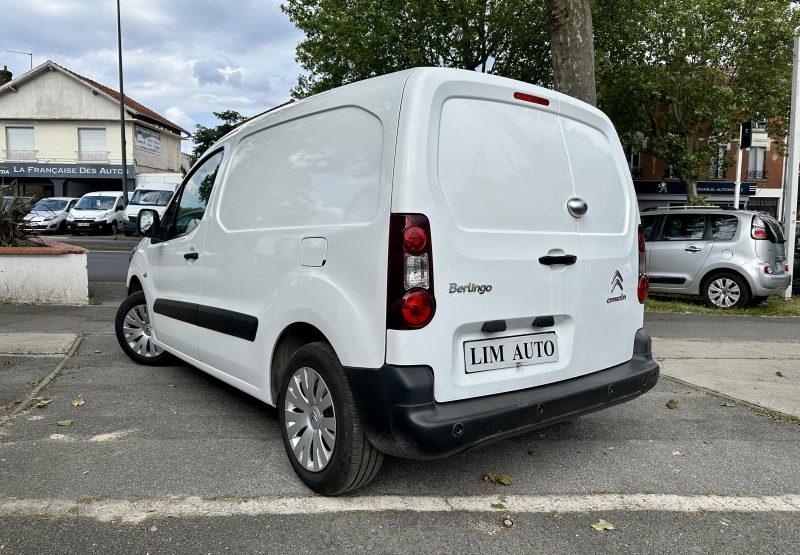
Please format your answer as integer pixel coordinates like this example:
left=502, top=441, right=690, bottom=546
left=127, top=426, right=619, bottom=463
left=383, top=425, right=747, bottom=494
left=34, top=199, right=68, bottom=212
left=75, top=196, right=116, bottom=210
left=130, top=189, right=173, bottom=206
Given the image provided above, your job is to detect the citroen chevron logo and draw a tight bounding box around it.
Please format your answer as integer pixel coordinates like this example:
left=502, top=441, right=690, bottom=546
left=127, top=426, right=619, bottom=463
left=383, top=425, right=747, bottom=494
left=611, top=270, right=624, bottom=293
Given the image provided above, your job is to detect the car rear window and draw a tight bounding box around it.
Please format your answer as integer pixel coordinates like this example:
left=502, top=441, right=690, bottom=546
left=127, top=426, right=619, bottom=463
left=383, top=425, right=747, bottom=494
left=710, top=215, right=738, bottom=241
left=762, top=216, right=786, bottom=243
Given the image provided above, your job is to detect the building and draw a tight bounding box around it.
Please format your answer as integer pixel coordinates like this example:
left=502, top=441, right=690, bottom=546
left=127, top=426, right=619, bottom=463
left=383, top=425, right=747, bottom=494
left=0, top=61, right=187, bottom=199
left=630, top=122, right=786, bottom=217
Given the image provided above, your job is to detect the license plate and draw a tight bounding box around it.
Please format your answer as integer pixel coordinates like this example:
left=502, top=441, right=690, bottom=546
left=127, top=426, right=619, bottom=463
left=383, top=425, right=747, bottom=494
left=464, top=332, right=559, bottom=373
left=77, top=223, right=89, bottom=227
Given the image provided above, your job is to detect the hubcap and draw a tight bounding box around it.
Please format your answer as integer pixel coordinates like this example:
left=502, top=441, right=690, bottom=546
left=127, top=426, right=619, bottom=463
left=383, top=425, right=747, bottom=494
left=283, top=366, right=336, bottom=472
left=123, top=303, right=164, bottom=357
left=708, top=278, right=741, bottom=308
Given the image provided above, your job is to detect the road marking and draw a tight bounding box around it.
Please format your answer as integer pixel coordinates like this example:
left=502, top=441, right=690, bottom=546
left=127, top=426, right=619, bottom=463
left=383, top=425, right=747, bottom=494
left=1, top=494, right=799, bottom=523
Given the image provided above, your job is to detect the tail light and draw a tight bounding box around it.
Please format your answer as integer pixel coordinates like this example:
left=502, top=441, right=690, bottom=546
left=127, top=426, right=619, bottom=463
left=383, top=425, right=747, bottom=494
left=387, top=214, right=435, bottom=329
left=751, top=216, right=768, bottom=240
left=637, top=224, right=649, bottom=303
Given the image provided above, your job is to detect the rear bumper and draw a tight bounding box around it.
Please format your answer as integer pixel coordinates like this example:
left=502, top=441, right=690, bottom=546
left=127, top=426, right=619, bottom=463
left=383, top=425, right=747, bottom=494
left=345, top=328, right=659, bottom=459
left=755, top=270, right=791, bottom=294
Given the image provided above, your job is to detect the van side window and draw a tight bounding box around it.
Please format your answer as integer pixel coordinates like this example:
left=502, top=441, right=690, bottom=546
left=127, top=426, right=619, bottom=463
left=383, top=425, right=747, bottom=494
left=164, top=150, right=224, bottom=237
left=660, top=214, right=705, bottom=241
left=710, top=215, right=738, bottom=241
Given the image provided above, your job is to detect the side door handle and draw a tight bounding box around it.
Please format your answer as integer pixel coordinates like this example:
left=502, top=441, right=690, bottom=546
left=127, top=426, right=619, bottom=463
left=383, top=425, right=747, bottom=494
left=539, top=255, right=578, bottom=266
left=183, top=252, right=199, bottom=260
left=684, top=246, right=702, bottom=253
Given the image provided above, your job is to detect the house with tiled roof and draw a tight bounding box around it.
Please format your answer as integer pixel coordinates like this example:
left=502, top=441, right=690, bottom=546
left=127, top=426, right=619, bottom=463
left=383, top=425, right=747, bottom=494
left=0, top=60, right=188, bottom=199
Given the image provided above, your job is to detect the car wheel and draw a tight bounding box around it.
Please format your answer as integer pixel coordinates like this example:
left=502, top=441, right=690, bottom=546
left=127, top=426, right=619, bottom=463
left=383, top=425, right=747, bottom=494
left=749, top=296, right=768, bottom=307
left=279, top=342, right=383, bottom=495
left=702, top=272, right=750, bottom=309
left=114, top=291, right=172, bottom=365
left=110, top=221, right=119, bottom=235
left=123, top=231, right=133, bottom=237
left=58, top=220, right=67, bottom=233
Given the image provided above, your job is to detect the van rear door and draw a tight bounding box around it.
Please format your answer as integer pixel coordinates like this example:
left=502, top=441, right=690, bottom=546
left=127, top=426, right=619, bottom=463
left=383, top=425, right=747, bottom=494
left=387, top=73, right=641, bottom=403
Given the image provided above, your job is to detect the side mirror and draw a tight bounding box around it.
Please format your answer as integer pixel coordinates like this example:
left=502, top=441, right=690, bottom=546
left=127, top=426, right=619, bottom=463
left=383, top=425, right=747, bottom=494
left=138, top=209, right=161, bottom=243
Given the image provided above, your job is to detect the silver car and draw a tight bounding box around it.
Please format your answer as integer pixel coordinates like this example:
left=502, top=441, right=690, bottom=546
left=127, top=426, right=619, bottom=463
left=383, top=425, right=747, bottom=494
left=641, top=207, right=792, bottom=308
left=23, top=197, right=79, bottom=233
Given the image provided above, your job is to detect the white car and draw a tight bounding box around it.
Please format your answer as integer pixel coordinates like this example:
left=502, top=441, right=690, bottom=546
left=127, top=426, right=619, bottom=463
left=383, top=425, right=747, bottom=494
left=115, top=68, right=660, bottom=495
left=22, top=197, right=79, bottom=233
left=67, top=191, right=125, bottom=235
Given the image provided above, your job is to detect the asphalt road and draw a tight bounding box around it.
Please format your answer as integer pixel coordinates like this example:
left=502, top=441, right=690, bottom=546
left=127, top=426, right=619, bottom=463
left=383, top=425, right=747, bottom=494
left=87, top=251, right=130, bottom=282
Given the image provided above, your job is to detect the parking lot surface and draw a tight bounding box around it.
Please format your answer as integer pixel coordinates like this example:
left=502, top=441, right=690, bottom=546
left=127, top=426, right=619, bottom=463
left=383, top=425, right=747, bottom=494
left=1, top=302, right=799, bottom=553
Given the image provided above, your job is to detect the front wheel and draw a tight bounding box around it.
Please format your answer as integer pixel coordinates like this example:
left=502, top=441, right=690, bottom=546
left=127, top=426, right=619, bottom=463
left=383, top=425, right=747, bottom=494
left=702, top=272, right=750, bottom=309
left=278, top=342, right=383, bottom=495
left=109, top=221, right=119, bottom=235
left=114, top=291, right=172, bottom=365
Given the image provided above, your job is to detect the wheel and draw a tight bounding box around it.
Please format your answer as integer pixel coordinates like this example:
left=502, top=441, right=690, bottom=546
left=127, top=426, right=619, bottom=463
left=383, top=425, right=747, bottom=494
left=110, top=221, right=119, bottom=235
left=123, top=231, right=133, bottom=237
left=749, top=296, right=768, bottom=307
left=114, top=291, right=172, bottom=365
left=58, top=220, right=67, bottom=233
left=278, top=342, right=383, bottom=495
left=702, top=272, right=750, bottom=309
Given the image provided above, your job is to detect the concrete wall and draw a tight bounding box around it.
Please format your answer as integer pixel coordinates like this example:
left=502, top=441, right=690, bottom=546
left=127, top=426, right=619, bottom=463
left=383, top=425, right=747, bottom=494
left=0, top=252, right=88, bottom=305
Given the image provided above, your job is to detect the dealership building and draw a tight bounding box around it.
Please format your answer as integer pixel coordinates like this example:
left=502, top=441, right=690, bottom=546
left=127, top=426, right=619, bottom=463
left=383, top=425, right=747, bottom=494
left=0, top=61, right=187, bottom=199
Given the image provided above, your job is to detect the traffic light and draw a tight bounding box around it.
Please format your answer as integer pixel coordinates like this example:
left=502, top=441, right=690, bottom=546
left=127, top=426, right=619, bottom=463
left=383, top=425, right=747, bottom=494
left=740, top=121, right=752, bottom=150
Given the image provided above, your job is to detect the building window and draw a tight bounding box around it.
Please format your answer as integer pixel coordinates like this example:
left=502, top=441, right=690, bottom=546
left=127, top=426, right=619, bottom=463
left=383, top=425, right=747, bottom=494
left=628, top=150, right=643, bottom=178
left=747, top=146, right=766, bottom=180
left=5, top=126, right=36, bottom=160
left=709, top=145, right=726, bottom=179
left=78, top=128, right=108, bottom=161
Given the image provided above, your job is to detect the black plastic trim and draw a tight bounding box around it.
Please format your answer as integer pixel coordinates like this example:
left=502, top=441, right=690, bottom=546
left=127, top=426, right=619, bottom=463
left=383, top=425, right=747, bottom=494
left=481, top=320, right=507, bottom=333
left=153, top=299, right=258, bottom=342
left=345, top=328, right=659, bottom=460
left=649, top=276, right=686, bottom=285
left=539, top=255, right=578, bottom=266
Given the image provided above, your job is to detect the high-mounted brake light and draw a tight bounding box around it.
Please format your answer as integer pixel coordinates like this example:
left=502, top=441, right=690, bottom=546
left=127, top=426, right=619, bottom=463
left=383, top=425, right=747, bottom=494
left=514, top=92, right=550, bottom=107
left=388, top=214, right=435, bottom=329
left=638, top=225, right=649, bottom=303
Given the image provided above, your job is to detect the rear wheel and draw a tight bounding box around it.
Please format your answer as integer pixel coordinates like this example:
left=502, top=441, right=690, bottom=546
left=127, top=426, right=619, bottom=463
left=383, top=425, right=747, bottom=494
left=749, top=296, right=769, bottom=307
left=278, top=342, right=383, bottom=495
left=114, top=291, right=172, bottom=365
left=702, top=272, right=750, bottom=309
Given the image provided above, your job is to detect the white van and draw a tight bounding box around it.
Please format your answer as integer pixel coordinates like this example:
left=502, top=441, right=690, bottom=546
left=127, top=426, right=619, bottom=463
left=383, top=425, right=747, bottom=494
left=122, top=183, right=177, bottom=236
left=67, top=191, right=125, bottom=235
left=115, top=68, right=659, bottom=495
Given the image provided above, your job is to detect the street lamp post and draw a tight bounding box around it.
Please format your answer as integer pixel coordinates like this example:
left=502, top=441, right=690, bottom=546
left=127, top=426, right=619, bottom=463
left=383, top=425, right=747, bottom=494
left=116, top=0, right=129, bottom=207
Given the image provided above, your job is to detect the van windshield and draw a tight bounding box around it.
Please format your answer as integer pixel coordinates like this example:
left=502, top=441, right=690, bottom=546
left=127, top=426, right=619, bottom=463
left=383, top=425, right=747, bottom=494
left=130, top=189, right=173, bottom=206
left=75, top=196, right=116, bottom=210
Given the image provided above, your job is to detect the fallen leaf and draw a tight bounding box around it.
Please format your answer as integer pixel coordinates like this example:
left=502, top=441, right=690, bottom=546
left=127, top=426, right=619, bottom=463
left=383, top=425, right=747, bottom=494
left=666, top=399, right=678, bottom=409
left=33, top=397, right=52, bottom=408
left=720, top=402, right=735, bottom=407
left=484, top=473, right=515, bottom=486
left=490, top=502, right=506, bottom=510
left=775, top=371, right=784, bottom=378
left=71, top=395, right=85, bottom=407
left=56, top=420, right=74, bottom=427
left=591, top=519, right=615, bottom=531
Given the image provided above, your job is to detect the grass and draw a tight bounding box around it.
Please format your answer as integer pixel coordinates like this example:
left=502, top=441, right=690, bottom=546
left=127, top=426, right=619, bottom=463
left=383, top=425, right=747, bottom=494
left=645, top=294, right=800, bottom=317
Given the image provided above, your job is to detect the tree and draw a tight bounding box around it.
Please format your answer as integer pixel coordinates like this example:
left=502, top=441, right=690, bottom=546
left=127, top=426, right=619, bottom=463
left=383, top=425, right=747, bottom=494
left=545, top=0, right=596, bottom=106
left=190, top=110, right=246, bottom=166
left=594, top=0, right=799, bottom=204
left=282, top=0, right=552, bottom=97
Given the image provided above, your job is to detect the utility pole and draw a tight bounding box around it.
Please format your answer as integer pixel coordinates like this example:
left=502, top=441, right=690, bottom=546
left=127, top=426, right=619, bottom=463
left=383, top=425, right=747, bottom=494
left=116, top=0, right=129, bottom=207
left=782, top=36, right=799, bottom=300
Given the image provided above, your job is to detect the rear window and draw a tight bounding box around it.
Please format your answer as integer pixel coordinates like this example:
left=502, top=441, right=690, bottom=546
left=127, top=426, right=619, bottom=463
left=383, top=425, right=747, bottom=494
left=710, top=215, right=738, bottom=241
left=762, top=216, right=786, bottom=243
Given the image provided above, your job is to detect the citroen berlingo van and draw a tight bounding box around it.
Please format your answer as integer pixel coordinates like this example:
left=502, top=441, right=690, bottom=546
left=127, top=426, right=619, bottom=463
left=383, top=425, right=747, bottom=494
left=115, top=68, right=660, bottom=495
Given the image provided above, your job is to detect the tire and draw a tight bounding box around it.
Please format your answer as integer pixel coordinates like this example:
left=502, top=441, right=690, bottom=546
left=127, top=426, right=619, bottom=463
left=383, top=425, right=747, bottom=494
left=123, top=231, right=133, bottom=237
left=58, top=220, right=67, bottom=233
left=110, top=221, right=119, bottom=235
left=278, top=342, right=383, bottom=495
left=114, top=291, right=172, bottom=365
left=702, top=272, right=750, bottom=309
left=749, top=296, right=768, bottom=307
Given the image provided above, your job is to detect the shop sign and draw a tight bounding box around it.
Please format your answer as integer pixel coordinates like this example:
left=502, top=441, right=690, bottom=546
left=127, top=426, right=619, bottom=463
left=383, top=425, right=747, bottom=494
left=134, top=124, right=161, bottom=154
left=0, top=163, right=134, bottom=179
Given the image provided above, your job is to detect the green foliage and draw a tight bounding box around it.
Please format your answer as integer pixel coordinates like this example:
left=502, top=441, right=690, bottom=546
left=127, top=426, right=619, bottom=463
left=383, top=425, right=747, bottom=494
left=281, top=0, right=552, bottom=97
left=594, top=0, right=799, bottom=203
left=190, top=110, right=246, bottom=167
left=0, top=183, right=38, bottom=247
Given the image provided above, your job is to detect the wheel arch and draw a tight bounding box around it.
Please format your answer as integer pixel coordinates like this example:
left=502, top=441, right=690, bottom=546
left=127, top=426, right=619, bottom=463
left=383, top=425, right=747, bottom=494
left=699, top=267, right=754, bottom=298
left=269, top=322, right=331, bottom=402
left=127, top=275, right=144, bottom=295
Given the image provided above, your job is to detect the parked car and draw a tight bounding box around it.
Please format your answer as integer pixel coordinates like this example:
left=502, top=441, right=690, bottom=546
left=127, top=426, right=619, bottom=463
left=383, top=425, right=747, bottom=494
left=641, top=207, right=791, bottom=308
left=21, top=197, right=78, bottom=233
left=66, top=191, right=125, bottom=235
left=115, top=67, right=660, bottom=495
left=122, top=184, right=176, bottom=236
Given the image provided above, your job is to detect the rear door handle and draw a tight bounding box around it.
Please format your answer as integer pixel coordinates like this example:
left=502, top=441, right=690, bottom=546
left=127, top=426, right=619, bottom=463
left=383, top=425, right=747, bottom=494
left=184, top=252, right=199, bottom=260
left=539, top=255, right=577, bottom=266
left=684, top=246, right=702, bottom=253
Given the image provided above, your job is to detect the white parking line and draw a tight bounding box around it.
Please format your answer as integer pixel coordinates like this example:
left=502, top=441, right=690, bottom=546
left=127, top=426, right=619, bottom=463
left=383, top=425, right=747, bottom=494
left=1, top=494, right=799, bottom=523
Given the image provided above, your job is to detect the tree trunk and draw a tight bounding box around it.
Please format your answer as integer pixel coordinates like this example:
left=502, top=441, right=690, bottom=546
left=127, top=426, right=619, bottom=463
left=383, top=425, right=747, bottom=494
left=684, top=177, right=702, bottom=205
left=545, top=0, right=597, bottom=106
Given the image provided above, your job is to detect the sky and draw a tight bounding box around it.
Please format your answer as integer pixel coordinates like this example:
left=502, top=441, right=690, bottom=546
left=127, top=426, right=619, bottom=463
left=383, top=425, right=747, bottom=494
left=1, top=0, right=305, bottom=151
